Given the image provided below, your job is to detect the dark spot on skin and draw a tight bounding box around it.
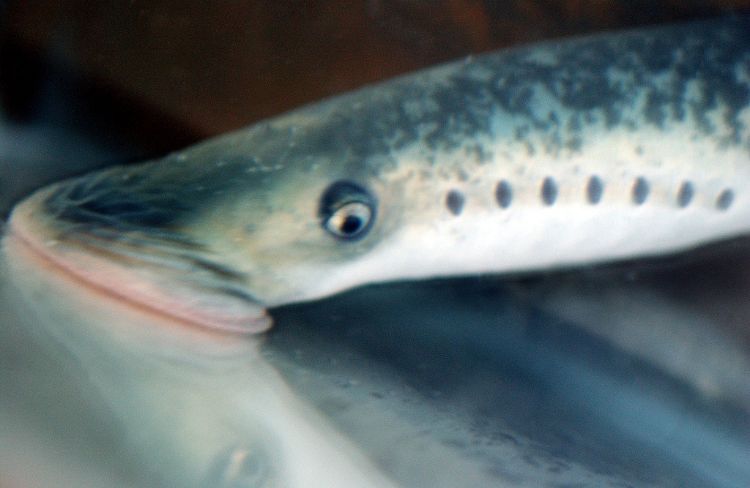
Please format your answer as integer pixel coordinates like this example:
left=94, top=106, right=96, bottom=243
left=716, top=188, right=734, bottom=210
left=632, top=176, right=650, bottom=205
left=541, top=177, right=557, bottom=206
left=644, top=91, right=668, bottom=128
left=565, top=136, right=582, bottom=152
left=446, top=189, right=465, bottom=216
left=676, top=181, right=694, bottom=208
left=586, top=175, right=604, bottom=204
left=495, top=180, right=512, bottom=208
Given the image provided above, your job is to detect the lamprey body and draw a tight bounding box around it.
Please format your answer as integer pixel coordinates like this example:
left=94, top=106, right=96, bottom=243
left=6, top=16, right=750, bottom=332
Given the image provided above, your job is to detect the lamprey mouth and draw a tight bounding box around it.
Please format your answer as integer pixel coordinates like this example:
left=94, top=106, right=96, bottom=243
left=7, top=186, right=272, bottom=335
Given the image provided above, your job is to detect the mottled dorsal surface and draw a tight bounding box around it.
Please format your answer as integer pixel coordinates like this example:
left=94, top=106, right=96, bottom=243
left=273, top=14, right=750, bottom=162
left=44, top=15, right=750, bottom=219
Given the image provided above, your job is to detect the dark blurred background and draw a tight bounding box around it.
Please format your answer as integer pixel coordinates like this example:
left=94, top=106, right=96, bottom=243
left=3, top=1, right=750, bottom=150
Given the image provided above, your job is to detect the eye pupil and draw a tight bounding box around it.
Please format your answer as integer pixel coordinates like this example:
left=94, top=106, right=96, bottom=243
left=341, top=215, right=363, bottom=234
left=326, top=202, right=371, bottom=238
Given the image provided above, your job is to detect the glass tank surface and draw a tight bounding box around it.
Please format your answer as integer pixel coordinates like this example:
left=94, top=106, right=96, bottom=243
left=1, top=2, right=749, bottom=487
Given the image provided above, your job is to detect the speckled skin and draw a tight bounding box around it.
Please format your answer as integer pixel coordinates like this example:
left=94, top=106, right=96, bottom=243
left=11, top=15, right=750, bottom=324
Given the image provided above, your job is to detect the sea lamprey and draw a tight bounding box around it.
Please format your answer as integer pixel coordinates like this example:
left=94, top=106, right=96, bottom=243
left=5, top=16, right=750, bottom=333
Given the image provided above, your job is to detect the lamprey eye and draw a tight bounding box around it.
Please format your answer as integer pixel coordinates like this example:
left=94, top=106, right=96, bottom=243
left=326, top=202, right=372, bottom=238
left=319, top=180, right=377, bottom=240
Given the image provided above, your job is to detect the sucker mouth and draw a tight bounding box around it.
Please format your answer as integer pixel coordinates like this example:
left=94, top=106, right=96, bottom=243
left=7, top=185, right=272, bottom=335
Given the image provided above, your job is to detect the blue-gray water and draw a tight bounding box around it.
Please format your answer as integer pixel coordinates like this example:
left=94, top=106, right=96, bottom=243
left=3, top=238, right=749, bottom=486
left=266, top=267, right=750, bottom=487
